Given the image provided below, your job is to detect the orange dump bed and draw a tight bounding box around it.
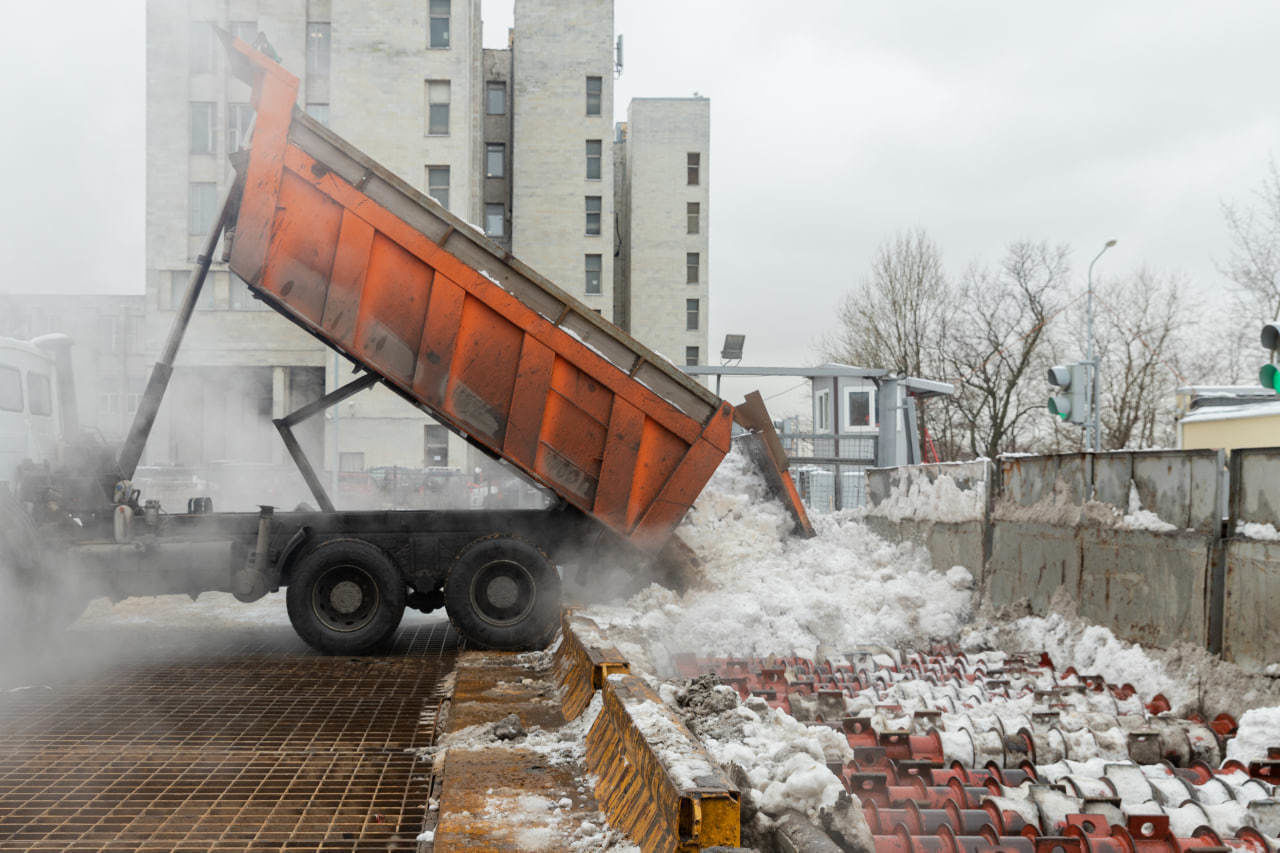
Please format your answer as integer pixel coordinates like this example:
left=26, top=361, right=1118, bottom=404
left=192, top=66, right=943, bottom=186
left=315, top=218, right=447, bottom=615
left=224, top=40, right=736, bottom=551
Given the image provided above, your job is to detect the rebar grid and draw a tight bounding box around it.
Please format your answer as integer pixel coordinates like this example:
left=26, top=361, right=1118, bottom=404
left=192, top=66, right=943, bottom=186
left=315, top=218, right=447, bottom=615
left=0, top=619, right=456, bottom=851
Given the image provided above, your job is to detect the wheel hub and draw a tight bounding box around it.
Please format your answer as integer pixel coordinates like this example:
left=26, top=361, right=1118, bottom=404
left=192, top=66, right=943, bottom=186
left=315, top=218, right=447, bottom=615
left=329, top=580, right=364, bottom=614
left=469, top=559, right=535, bottom=627
left=311, top=564, right=381, bottom=633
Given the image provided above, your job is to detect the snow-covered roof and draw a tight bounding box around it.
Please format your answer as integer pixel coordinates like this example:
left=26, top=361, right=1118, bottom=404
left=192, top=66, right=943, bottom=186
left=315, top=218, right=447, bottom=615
left=1179, top=399, right=1280, bottom=425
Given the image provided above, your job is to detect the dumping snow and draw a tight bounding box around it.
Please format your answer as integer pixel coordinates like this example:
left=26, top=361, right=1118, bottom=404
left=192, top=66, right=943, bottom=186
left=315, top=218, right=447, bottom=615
left=585, top=449, right=973, bottom=669
left=864, top=466, right=987, bottom=523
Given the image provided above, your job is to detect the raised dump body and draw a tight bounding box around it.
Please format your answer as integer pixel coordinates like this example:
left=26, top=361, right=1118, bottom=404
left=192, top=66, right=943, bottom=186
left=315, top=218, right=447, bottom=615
left=224, top=39, right=743, bottom=552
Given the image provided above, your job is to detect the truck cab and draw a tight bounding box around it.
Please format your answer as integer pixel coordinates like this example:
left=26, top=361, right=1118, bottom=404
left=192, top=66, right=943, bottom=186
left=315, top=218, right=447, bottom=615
left=0, top=336, right=64, bottom=487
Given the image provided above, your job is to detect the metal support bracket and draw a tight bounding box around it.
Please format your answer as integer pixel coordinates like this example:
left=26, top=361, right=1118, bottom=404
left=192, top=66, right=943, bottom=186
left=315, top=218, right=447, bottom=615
left=272, top=372, right=379, bottom=513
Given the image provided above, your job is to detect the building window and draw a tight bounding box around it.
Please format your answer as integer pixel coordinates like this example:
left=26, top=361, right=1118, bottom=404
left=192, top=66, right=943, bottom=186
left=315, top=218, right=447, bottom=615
left=686, top=298, right=699, bottom=330
left=816, top=389, right=831, bottom=431
left=306, top=23, right=331, bottom=79
left=190, top=102, right=215, bottom=154
left=585, top=196, right=602, bottom=235
left=427, top=166, right=450, bottom=209
left=586, top=76, right=602, bottom=116
left=339, top=452, right=365, bottom=472
left=686, top=252, right=700, bottom=284
left=305, top=103, right=329, bottom=125
left=429, top=0, right=451, bottom=48
left=485, top=203, right=505, bottom=237
left=427, top=80, right=450, bottom=135
left=486, top=81, right=506, bottom=115
left=0, top=366, right=20, bottom=413
left=227, top=103, right=253, bottom=151
left=586, top=139, right=602, bottom=180
left=685, top=346, right=699, bottom=366
left=190, top=22, right=215, bottom=73
left=425, top=424, right=449, bottom=466
left=585, top=254, right=602, bottom=295
left=230, top=20, right=257, bottom=45
left=189, top=183, right=217, bottom=236
left=687, top=202, right=700, bottom=234
left=687, top=152, right=700, bottom=185
left=27, top=373, right=52, bottom=417
left=846, top=389, right=873, bottom=428
left=485, top=143, right=505, bottom=178
left=171, top=270, right=213, bottom=310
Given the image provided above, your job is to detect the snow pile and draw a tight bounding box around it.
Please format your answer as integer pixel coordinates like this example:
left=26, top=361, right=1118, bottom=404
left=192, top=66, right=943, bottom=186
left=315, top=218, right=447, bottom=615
left=866, top=468, right=987, bottom=523
left=965, top=612, right=1191, bottom=710
left=1239, top=522, right=1280, bottom=541
left=1226, top=706, right=1280, bottom=763
left=664, top=677, right=871, bottom=848
left=585, top=449, right=974, bottom=667
left=1120, top=481, right=1177, bottom=533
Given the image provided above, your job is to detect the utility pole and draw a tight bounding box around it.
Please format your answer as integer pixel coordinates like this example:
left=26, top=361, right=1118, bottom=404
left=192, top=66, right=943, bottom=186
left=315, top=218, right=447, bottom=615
left=1086, top=239, right=1117, bottom=452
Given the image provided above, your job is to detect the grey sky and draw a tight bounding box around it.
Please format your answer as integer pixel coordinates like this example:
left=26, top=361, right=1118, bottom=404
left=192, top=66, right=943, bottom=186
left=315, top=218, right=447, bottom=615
left=3, top=1, right=1276, bottom=413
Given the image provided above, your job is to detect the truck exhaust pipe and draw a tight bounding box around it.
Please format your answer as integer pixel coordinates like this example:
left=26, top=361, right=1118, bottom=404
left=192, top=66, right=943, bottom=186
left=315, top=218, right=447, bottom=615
left=233, top=505, right=276, bottom=603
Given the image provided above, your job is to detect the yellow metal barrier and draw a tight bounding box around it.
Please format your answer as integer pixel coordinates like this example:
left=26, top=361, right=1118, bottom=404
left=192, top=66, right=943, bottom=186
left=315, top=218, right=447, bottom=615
left=554, top=611, right=631, bottom=719
left=585, top=674, right=740, bottom=852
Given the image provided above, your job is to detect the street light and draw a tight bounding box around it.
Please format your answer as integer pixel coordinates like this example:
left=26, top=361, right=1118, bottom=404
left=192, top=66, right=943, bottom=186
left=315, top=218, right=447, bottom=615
left=1086, top=239, right=1117, bottom=451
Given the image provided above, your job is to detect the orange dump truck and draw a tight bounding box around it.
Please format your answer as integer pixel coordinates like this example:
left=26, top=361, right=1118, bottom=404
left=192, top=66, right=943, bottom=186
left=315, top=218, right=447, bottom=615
left=6, top=36, right=808, bottom=655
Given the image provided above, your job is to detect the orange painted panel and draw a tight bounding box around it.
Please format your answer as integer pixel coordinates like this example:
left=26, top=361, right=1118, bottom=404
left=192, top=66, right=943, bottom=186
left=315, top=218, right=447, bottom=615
left=412, top=274, right=466, bottom=407
left=625, top=418, right=687, bottom=529
left=447, top=298, right=523, bottom=446
left=259, top=171, right=344, bottom=326
left=592, top=399, right=645, bottom=529
left=550, top=359, right=613, bottom=429
left=503, top=340, right=556, bottom=469
left=320, top=211, right=375, bottom=347
left=353, top=234, right=432, bottom=383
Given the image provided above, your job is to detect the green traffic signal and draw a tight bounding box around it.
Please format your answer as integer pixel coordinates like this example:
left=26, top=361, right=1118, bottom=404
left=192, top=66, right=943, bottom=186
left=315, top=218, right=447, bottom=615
left=1262, top=363, right=1280, bottom=392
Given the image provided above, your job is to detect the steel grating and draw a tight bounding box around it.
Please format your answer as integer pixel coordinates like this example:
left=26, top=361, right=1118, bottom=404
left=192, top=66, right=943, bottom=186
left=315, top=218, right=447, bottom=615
left=0, top=618, right=457, bottom=851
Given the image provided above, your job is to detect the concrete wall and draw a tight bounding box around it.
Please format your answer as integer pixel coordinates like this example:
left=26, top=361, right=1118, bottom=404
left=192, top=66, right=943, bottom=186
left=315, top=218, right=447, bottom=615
left=864, top=449, right=1280, bottom=668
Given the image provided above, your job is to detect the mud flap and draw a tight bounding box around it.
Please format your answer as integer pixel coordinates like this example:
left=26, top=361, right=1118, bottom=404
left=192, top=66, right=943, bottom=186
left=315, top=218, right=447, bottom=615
left=734, top=391, right=816, bottom=538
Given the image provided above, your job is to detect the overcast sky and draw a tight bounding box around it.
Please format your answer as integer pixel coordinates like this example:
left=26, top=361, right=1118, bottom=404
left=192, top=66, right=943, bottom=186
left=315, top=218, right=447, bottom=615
left=3, top=1, right=1277, bottom=411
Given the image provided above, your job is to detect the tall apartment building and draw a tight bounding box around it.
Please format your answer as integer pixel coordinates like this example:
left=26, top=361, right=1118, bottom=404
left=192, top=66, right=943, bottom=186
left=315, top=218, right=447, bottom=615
left=145, top=0, right=708, bottom=487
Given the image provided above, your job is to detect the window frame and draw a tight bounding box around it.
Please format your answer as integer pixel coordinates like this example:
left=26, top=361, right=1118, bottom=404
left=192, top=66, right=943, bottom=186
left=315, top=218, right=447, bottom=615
left=0, top=366, right=22, bottom=413
left=427, top=80, right=451, bottom=135
left=585, top=254, right=603, bottom=295
left=27, top=372, right=52, bottom=417
left=585, top=76, right=603, bottom=116
left=428, top=0, right=451, bottom=48
left=586, top=139, right=602, bottom=180
left=305, top=22, right=331, bottom=79
left=685, top=298, right=699, bottom=331
left=485, top=142, right=505, bottom=178
left=685, top=346, right=700, bottom=367
left=486, top=81, right=506, bottom=115
left=585, top=196, right=602, bottom=236
left=427, top=165, right=450, bottom=209
left=844, top=388, right=874, bottom=430
left=484, top=203, right=505, bottom=238
left=816, top=389, right=831, bottom=432
left=190, top=101, right=215, bottom=154
left=227, top=102, right=253, bottom=152
left=305, top=103, right=330, bottom=125
left=687, top=151, right=700, bottom=185
left=188, top=182, right=218, bottom=236
left=686, top=252, right=700, bottom=284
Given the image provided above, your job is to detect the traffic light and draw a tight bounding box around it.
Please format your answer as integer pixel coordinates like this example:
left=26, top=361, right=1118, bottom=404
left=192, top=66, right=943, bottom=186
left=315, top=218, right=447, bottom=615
left=1261, top=322, right=1280, bottom=391
left=1047, top=362, right=1090, bottom=424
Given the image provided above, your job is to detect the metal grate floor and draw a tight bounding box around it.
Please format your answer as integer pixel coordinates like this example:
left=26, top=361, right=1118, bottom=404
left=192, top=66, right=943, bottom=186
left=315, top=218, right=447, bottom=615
left=0, top=618, right=457, bottom=851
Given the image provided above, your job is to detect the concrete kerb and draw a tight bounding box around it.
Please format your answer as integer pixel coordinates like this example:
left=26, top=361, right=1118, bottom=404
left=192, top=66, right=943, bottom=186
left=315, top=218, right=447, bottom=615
left=555, top=610, right=742, bottom=852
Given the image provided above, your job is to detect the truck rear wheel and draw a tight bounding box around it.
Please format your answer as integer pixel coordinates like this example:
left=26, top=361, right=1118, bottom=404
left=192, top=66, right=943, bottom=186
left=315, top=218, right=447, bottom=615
left=286, top=538, right=406, bottom=654
left=444, top=535, right=560, bottom=650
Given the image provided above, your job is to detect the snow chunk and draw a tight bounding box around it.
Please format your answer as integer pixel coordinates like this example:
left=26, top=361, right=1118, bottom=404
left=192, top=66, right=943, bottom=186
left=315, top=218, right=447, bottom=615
left=1240, top=522, right=1280, bottom=541
left=1120, top=481, right=1176, bottom=533
left=1227, top=706, right=1280, bottom=764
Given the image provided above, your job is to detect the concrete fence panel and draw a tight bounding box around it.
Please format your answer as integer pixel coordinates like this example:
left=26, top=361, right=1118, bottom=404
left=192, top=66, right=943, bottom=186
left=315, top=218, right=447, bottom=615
left=1222, top=538, right=1280, bottom=669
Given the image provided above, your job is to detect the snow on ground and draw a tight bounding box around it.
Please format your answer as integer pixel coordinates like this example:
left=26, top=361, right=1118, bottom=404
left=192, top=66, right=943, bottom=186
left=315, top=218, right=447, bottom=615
left=585, top=450, right=973, bottom=669
left=75, top=591, right=291, bottom=627
left=863, top=466, right=987, bottom=523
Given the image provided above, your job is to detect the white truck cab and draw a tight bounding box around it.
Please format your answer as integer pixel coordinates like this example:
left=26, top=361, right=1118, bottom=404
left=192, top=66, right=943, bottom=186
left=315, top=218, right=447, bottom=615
left=0, top=335, right=66, bottom=486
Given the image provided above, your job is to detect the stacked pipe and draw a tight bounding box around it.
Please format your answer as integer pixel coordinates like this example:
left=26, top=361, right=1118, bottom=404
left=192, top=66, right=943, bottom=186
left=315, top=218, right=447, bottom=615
left=671, top=648, right=1278, bottom=851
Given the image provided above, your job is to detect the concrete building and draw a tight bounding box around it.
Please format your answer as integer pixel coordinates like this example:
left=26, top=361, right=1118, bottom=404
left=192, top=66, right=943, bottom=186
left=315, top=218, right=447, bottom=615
left=613, top=98, right=710, bottom=365
left=144, top=0, right=707, bottom=500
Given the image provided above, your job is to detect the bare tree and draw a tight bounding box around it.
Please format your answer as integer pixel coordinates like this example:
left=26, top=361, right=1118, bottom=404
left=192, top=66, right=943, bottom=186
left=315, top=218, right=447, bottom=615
left=1221, top=159, right=1280, bottom=321
left=823, top=229, right=948, bottom=377
left=938, top=241, right=1070, bottom=460
left=1090, top=269, right=1196, bottom=449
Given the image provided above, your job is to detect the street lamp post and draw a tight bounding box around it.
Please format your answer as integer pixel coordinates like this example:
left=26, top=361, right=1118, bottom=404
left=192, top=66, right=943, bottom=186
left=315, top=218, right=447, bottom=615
left=1086, top=239, right=1117, bottom=452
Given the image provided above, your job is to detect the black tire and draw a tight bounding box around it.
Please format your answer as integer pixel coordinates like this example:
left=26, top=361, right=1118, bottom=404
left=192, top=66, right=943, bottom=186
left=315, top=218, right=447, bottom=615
left=444, top=535, right=560, bottom=650
left=286, top=538, right=406, bottom=654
